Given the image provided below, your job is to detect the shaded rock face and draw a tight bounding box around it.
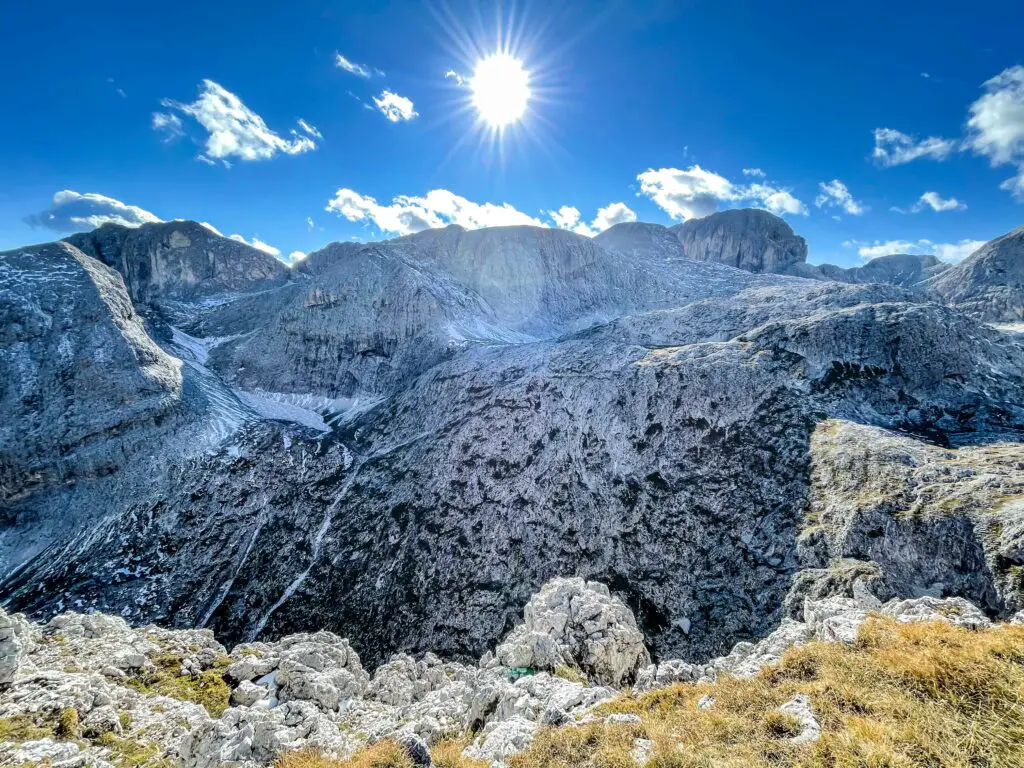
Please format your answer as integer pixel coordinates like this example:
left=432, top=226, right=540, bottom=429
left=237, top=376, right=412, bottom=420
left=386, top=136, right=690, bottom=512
left=792, top=419, right=1024, bottom=618
left=64, top=220, right=290, bottom=304
left=0, top=243, right=183, bottom=507
left=671, top=209, right=809, bottom=273
left=927, top=225, right=1024, bottom=322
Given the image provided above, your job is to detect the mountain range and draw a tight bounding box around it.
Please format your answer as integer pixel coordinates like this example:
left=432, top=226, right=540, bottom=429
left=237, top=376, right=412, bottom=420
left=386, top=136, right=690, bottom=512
left=1, top=208, right=1022, bottom=672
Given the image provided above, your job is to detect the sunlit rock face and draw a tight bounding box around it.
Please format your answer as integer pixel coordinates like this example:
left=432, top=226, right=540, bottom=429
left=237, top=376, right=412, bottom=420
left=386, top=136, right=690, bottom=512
left=927, top=225, right=1024, bottom=322
left=670, top=209, right=809, bottom=273
left=1, top=219, right=1023, bottom=679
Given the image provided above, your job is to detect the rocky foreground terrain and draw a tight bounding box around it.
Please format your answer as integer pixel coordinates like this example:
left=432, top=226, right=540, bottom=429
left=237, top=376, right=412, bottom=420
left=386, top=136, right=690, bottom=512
left=2, top=577, right=1019, bottom=768
left=1, top=209, right=1023, bottom=765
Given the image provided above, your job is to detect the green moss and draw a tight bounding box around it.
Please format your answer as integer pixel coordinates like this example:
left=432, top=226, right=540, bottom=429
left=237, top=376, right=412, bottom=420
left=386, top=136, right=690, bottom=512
left=124, top=652, right=231, bottom=717
left=119, top=712, right=133, bottom=730
left=97, top=732, right=173, bottom=768
left=0, top=714, right=55, bottom=742
left=56, top=707, right=80, bottom=739
left=553, top=665, right=589, bottom=685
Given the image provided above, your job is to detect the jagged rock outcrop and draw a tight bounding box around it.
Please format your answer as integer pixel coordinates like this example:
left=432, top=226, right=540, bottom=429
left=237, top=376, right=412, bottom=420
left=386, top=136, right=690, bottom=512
left=0, top=242, right=184, bottom=508
left=491, top=578, right=650, bottom=686
left=64, top=220, right=290, bottom=304
left=670, top=209, right=809, bottom=273
left=927, top=225, right=1024, bottom=322
left=0, top=580, right=1007, bottom=768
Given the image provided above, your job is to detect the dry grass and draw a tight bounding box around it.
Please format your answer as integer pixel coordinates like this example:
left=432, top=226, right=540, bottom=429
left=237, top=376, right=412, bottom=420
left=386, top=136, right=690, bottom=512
left=516, top=617, right=1024, bottom=768
left=431, top=739, right=491, bottom=768
left=274, top=618, right=1024, bottom=768
left=276, top=741, right=413, bottom=768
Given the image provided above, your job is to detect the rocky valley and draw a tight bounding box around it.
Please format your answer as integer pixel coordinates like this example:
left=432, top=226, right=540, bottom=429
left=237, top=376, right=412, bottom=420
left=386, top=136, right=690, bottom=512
left=1, top=210, right=1023, bottom=767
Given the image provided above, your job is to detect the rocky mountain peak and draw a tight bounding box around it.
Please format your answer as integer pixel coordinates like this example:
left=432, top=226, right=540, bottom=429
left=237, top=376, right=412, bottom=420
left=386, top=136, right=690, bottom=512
left=64, top=220, right=291, bottom=304
left=927, top=225, right=1024, bottom=322
left=670, top=208, right=809, bottom=273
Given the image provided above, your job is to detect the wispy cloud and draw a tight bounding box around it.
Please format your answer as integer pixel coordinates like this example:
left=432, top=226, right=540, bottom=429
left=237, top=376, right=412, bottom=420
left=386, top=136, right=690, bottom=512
left=373, top=90, right=418, bottom=122
left=335, top=53, right=373, bottom=78
left=326, top=188, right=542, bottom=235
left=741, top=167, right=766, bottom=178
left=814, top=179, right=867, bottom=215
left=911, top=191, right=967, bottom=212
left=228, top=233, right=281, bottom=257
left=636, top=165, right=807, bottom=220
left=157, top=80, right=318, bottom=164
left=296, top=119, right=322, bottom=139
left=872, top=127, right=959, bottom=167
left=24, top=190, right=161, bottom=232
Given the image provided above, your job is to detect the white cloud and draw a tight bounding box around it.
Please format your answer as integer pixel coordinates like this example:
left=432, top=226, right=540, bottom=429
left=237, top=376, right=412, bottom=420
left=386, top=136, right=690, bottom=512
left=326, top=188, right=543, bottom=235
left=846, top=237, right=987, bottom=263
left=306, top=216, right=315, bottom=231
left=288, top=250, right=308, bottom=263
left=24, top=190, right=162, bottom=232
left=373, top=90, right=418, bottom=122
left=965, top=65, right=1024, bottom=200
left=592, top=202, right=637, bottom=231
left=546, top=203, right=635, bottom=237
left=199, top=221, right=223, bottom=235
left=815, top=179, right=867, bottom=215
left=335, top=53, right=372, bottom=78
left=296, top=119, right=322, bottom=139
left=228, top=233, right=281, bottom=257
left=741, top=167, right=766, bottom=177
left=872, top=127, right=959, bottom=166
left=549, top=206, right=592, bottom=235
left=911, top=191, right=967, bottom=212
left=152, top=112, right=184, bottom=141
left=636, top=165, right=807, bottom=221
left=159, top=80, right=317, bottom=163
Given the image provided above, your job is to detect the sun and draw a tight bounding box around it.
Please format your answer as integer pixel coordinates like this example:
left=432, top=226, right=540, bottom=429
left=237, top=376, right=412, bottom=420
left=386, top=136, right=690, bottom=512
left=470, top=52, right=531, bottom=128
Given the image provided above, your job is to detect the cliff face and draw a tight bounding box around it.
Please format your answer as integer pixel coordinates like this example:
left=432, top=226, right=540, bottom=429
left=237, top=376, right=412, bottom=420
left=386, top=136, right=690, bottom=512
left=670, top=209, right=809, bottom=273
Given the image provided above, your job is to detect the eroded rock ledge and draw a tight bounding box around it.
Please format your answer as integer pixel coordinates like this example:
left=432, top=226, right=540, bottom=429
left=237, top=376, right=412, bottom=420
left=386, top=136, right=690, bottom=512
left=1, top=577, right=1017, bottom=768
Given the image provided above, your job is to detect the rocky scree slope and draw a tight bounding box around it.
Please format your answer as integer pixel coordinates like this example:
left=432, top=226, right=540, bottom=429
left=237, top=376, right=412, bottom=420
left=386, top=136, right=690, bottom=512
left=0, top=578, right=1018, bottom=768
left=1, top=218, right=1023, bottom=677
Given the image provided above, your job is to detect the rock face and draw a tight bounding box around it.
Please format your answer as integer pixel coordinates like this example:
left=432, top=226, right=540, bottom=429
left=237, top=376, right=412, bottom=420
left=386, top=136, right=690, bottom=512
left=64, top=220, right=290, bottom=303
left=927, top=225, right=1024, bottom=322
left=0, top=580, right=1006, bottom=768
left=671, top=209, right=809, bottom=273
left=0, top=243, right=184, bottom=507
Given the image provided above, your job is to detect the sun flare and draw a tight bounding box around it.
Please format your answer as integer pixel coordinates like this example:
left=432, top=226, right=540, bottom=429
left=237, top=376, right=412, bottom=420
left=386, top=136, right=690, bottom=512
left=470, top=52, right=530, bottom=128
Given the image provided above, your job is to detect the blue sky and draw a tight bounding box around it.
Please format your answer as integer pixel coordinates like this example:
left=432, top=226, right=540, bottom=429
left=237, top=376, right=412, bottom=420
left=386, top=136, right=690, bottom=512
left=2, top=0, right=1023, bottom=266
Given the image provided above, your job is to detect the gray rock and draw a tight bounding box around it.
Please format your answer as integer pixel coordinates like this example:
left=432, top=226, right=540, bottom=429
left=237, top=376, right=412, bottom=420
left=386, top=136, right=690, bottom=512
left=494, top=578, right=651, bottom=686
left=778, top=694, right=821, bottom=745
left=927, top=225, right=1024, bottom=322
left=671, top=209, right=808, bottom=273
